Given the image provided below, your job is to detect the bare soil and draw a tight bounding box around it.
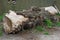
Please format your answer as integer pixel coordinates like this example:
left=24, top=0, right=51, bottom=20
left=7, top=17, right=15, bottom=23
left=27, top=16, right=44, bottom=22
left=0, top=22, right=60, bottom=40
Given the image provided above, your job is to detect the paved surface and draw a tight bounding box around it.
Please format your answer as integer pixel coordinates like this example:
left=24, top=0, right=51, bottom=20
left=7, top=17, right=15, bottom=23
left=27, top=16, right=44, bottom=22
left=0, top=27, right=60, bottom=40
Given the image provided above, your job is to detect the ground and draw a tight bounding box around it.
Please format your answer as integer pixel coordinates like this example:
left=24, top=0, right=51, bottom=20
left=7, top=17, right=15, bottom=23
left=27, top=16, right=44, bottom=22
left=0, top=22, right=60, bottom=40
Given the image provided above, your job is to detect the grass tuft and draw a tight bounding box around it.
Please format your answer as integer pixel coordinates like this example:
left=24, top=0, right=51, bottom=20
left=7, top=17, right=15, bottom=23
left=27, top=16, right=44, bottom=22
left=0, top=16, right=3, bottom=21
left=56, top=22, right=60, bottom=27
left=0, top=25, right=3, bottom=36
left=56, top=13, right=60, bottom=16
left=36, top=26, right=44, bottom=32
left=44, top=31, right=49, bottom=35
left=43, top=19, right=52, bottom=28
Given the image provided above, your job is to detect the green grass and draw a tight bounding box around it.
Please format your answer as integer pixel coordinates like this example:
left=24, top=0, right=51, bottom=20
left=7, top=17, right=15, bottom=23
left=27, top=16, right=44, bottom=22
left=43, top=19, right=53, bottom=28
left=0, top=25, right=3, bottom=36
left=0, top=15, right=3, bottom=21
left=36, top=26, right=45, bottom=32
left=44, top=31, right=49, bottom=35
left=54, top=12, right=60, bottom=27
left=35, top=26, right=49, bottom=35
left=56, top=22, right=60, bottom=27
left=56, top=13, right=60, bottom=16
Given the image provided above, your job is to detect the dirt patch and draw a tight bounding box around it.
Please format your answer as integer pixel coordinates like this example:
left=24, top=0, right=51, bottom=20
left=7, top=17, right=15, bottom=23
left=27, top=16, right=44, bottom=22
left=0, top=22, right=60, bottom=40
left=0, top=27, right=60, bottom=40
